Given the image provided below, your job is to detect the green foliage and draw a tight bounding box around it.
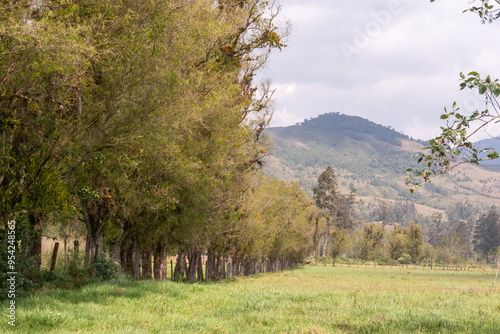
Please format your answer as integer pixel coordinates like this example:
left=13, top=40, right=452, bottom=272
left=357, top=222, right=384, bottom=261
left=66, top=256, right=89, bottom=289
left=94, top=253, right=122, bottom=281
left=0, top=0, right=302, bottom=285
left=473, top=206, right=500, bottom=259
left=0, top=214, right=39, bottom=300
left=313, top=166, right=338, bottom=214
left=236, top=175, right=317, bottom=263
left=397, top=253, right=412, bottom=265
left=0, top=239, right=35, bottom=301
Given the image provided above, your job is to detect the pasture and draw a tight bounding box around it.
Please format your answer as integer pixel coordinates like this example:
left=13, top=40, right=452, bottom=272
left=2, top=265, right=499, bottom=333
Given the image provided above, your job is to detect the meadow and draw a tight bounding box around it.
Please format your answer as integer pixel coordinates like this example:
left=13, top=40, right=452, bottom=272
left=2, top=265, right=499, bottom=333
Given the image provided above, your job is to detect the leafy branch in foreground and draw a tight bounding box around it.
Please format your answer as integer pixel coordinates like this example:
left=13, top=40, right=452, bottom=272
left=407, top=1, right=500, bottom=192
left=406, top=72, right=500, bottom=192
left=430, top=0, right=500, bottom=23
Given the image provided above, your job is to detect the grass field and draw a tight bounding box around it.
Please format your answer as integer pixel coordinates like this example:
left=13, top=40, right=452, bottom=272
left=2, top=265, right=499, bottom=333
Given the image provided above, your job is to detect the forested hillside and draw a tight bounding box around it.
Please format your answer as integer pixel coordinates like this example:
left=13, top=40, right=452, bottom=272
left=263, top=112, right=500, bottom=212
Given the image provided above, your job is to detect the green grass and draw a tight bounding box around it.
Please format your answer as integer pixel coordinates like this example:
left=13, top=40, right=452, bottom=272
left=2, top=266, right=500, bottom=333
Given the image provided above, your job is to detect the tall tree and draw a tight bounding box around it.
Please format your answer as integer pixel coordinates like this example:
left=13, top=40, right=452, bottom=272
left=313, top=166, right=356, bottom=266
left=427, top=213, right=444, bottom=247
left=473, top=206, right=500, bottom=259
left=404, top=222, right=424, bottom=263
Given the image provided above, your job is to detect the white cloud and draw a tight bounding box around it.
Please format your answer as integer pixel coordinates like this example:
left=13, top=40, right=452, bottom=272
left=260, top=0, right=500, bottom=140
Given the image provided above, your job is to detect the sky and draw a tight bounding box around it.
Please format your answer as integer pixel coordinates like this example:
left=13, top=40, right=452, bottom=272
left=260, top=0, right=500, bottom=140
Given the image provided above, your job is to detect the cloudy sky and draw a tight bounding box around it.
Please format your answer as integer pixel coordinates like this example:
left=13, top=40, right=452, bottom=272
left=261, top=0, right=500, bottom=140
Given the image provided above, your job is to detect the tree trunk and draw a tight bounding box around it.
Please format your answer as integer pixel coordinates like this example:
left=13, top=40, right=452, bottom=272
left=109, top=241, right=122, bottom=267
left=153, top=251, right=162, bottom=280
left=188, top=250, right=200, bottom=283
left=160, top=249, right=167, bottom=280
left=81, top=199, right=108, bottom=265
left=323, top=236, right=329, bottom=266
left=233, top=258, right=240, bottom=277
left=123, top=241, right=134, bottom=277
left=142, top=251, right=152, bottom=279
left=173, top=250, right=187, bottom=280
left=197, top=252, right=204, bottom=281
left=313, top=218, right=319, bottom=266
left=63, top=237, right=67, bottom=273
left=27, top=211, right=44, bottom=271
left=206, top=250, right=216, bottom=281
left=132, top=243, right=141, bottom=280
left=73, top=240, right=80, bottom=260
left=227, top=256, right=232, bottom=278
left=220, top=254, right=226, bottom=279
left=215, top=254, right=220, bottom=280
left=153, top=241, right=168, bottom=280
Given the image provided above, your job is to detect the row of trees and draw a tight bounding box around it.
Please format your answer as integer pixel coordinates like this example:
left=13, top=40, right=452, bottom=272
left=315, top=209, right=499, bottom=267
left=0, top=0, right=320, bottom=285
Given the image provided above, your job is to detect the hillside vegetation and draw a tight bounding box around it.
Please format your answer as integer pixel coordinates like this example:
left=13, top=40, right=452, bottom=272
left=263, top=112, right=500, bottom=213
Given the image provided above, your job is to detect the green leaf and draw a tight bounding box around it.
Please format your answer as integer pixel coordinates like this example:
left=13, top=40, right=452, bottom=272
left=487, top=152, right=499, bottom=159
left=478, top=84, right=487, bottom=94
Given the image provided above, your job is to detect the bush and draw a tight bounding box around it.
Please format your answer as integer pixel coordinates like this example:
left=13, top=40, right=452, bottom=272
left=94, top=253, right=122, bottom=281
left=0, top=216, right=39, bottom=300
left=376, top=256, right=393, bottom=265
left=0, top=239, right=36, bottom=300
left=66, top=254, right=89, bottom=288
left=398, top=253, right=412, bottom=265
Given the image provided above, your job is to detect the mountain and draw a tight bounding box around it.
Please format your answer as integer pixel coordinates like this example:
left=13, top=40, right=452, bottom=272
left=263, top=112, right=500, bottom=214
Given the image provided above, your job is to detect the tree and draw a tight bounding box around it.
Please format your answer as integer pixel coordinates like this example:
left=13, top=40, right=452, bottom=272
left=437, top=233, right=468, bottom=266
left=386, top=224, right=407, bottom=262
left=313, top=166, right=337, bottom=215
left=0, top=0, right=99, bottom=225
left=358, top=222, right=384, bottom=261
left=313, top=166, right=337, bottom=265
left=427, top=213, right=444, bottom=247
left=406, top=1, right=500, bottom=190
left=313, top=166, right=356, bottom=266
left=473, top=206, right=500, bottom=259
left=404, top=222, right=424, bottom=263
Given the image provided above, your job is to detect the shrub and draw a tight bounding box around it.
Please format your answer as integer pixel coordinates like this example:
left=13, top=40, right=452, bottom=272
left=0, top=216, right=38, bottom=300
left=94, top=253, right=122, bottom=281
left=376, top=256, right=393, bottom=265
left=398, top=253, right=412, bottom=265
left=66, top=254, right=89, bottom=288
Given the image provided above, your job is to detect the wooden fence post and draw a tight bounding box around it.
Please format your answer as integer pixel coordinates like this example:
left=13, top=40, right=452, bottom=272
left=50, top=242, right=60, bottom=272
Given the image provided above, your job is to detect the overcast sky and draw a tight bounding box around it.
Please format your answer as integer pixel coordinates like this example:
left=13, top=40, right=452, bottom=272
left=261, top=0, right=500, bottom=140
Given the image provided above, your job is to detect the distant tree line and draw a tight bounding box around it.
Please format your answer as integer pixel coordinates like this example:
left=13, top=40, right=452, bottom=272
left=313, top=167, right=500, bottom=267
